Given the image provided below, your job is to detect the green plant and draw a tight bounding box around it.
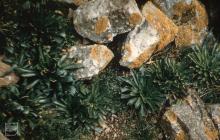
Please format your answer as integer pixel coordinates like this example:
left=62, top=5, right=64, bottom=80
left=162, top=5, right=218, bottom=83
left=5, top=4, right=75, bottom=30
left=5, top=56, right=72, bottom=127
left=54, top=81, right=111, bottom=132
left=145, top=58, right=188, bottom=97
left=187, top=37, right=220, bottom=87
left=0, top=85, right=50, bottom=137
left=0, top=0, right=80, bottom=138
left=119, top=70, right=166, bottom=116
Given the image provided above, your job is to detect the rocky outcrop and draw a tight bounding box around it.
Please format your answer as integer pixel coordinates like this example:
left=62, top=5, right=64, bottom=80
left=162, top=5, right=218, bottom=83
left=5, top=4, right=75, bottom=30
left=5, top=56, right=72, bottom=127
left=207, top=104, right=220, bottom=134
left=73, top=0, right=144, bottom=43
left=0, top=61, right=19, bottom=87
left=152, top=0, right=208, bottom=47
left=120, top=1, right=178, bottom=68
left=67, top=44, right=114, bottom=79
left=162, top=89, right=219, bottom=140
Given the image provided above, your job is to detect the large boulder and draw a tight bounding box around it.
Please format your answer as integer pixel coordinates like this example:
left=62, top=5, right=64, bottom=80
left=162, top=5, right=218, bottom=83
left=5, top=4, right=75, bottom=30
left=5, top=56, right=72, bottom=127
left=120, top=1, right=178, bottom=68
left=162, top=89, right=219, bottom=140
left=152, top=0, right=208, bottom=47
left=67, top=44, right=114, bottom=79
left=73, top=0, right=144, bottom=43
left=0, top=61, right=19, bottom=87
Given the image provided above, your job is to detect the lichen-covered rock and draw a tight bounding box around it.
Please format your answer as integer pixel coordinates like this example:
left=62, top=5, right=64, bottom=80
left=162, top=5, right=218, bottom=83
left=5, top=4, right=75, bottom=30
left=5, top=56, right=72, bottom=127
left=207, top=104, right=220, bottom=133
left=67, top=44, right=114, bottom=79
left=0, top=61, right=19, bottom=87
left=152, top=0, right=208, bottom=47
left=56, top=0, right=90, bottom=5
left=162, top=89, right=219, bottom=140
left=120, top=21, right=160, bottom=68
left=73, top=0, right=144, bottom=43
left=120, top=2, right=178, bottom=68
left=142, top=1, right=178, bottom=51
left=72, top=0, right=90, bottom=6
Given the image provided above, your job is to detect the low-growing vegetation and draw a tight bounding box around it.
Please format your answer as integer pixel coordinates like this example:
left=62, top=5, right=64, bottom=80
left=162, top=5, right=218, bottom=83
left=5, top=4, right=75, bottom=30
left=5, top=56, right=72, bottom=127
left=0, top=0, right=220, bottom=139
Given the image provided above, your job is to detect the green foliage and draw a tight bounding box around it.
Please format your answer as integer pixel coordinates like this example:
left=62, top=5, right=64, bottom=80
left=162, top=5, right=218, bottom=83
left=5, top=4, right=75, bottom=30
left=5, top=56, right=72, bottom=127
left=187, top=37, right=220, bottom=87
left=54, top=81, right=111, bottom=132
left=1, top=0, right=220, bottom=139
left=0, top=0, right=80, bottom=138
left=146, top=58, right=188, bottom=96
left=119, top=70, right=166, bottom=116
left=0, top=85, right=50, bottom=137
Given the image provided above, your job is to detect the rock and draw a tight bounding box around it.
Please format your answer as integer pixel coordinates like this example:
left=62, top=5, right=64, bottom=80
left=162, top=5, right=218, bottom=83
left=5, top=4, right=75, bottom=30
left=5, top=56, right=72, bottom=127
left=207, top=104, right=220, bottom=133
left=0, top=61, right=19, bottom=87
left=56, top=0, right=90, bottom=5
left=73, top=0, right=144, bottom=43
left=120, top=21, right=160, bottom=68
left=152, top=0, right=208, bottom=47
left=0, top=132, right=8, bottom=140
left=120, top=2, right=178, bottom=68
left=162, top=89, right=219, bottom=140
left=67, top=44, right=114, bottom=79
left=72, top=0, right=90, bottom=6
left=142, top=1, right=178, bottom=51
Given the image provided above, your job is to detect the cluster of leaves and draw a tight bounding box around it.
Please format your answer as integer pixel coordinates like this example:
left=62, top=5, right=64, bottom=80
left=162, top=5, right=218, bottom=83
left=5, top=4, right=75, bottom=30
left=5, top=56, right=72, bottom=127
left=119, top=71, right=166, bottom=116
left=1, top=0, right=220, bottom=139
left=0, top=0, right=112, bottom=139
left=119, top=33, right=220, bottom=117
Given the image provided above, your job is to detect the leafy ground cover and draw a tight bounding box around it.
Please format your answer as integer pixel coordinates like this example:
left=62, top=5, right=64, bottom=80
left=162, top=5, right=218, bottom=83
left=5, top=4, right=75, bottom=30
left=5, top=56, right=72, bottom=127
left=0, top=0, right=220, bottom=139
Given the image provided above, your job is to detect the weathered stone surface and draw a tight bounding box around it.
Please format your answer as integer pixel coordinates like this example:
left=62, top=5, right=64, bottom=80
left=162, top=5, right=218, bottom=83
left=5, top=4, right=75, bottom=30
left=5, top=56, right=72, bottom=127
left=152, top=0, right=208, bottom=47
left=120, top=2, right=178, bottom=68
left=56, top=0, right=90, bottom=5
left=72, top=0, right=90, bottom=6
left=0, top=61, right=19, bottom=87
left=0, top=132, right=8, bottom=140
left=142, top=1, right=178, bottom=51
left=67, top=44, right=114, bottom=79
left=73, top=0, right=144, bottom=43
left=207, top=104, right=220, bottom=134
left=120, top=21, right=160, bottom=68
left=162, top=89, right=219, bottom=140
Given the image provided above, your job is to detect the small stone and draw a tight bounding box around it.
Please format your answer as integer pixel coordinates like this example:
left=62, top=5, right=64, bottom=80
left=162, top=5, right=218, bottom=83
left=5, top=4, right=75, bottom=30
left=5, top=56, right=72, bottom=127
left=73, top=0, right=143, bottom=43
left=0, top=61, right=19, bottom=87
left=161, top=89, right=219, bottom=140
left=142, top=1, right=178, bottom=51
left=120, top=21, right=160, bottom=68
left=152, top=0, right=208, bottom=47
left=67, top=44, right=114, bottom=79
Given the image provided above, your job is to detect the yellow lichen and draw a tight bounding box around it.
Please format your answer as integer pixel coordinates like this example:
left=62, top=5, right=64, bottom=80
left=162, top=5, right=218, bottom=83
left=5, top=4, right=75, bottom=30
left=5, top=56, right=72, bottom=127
left=95, top=16, right=110, bottom=35
left=142, top=1, right=178, bottom=51
left=204, top=127, right=219, bottom=140
left=129, top=12, right=142, bottom=26
left=129, top=45, right=156, bottom=68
